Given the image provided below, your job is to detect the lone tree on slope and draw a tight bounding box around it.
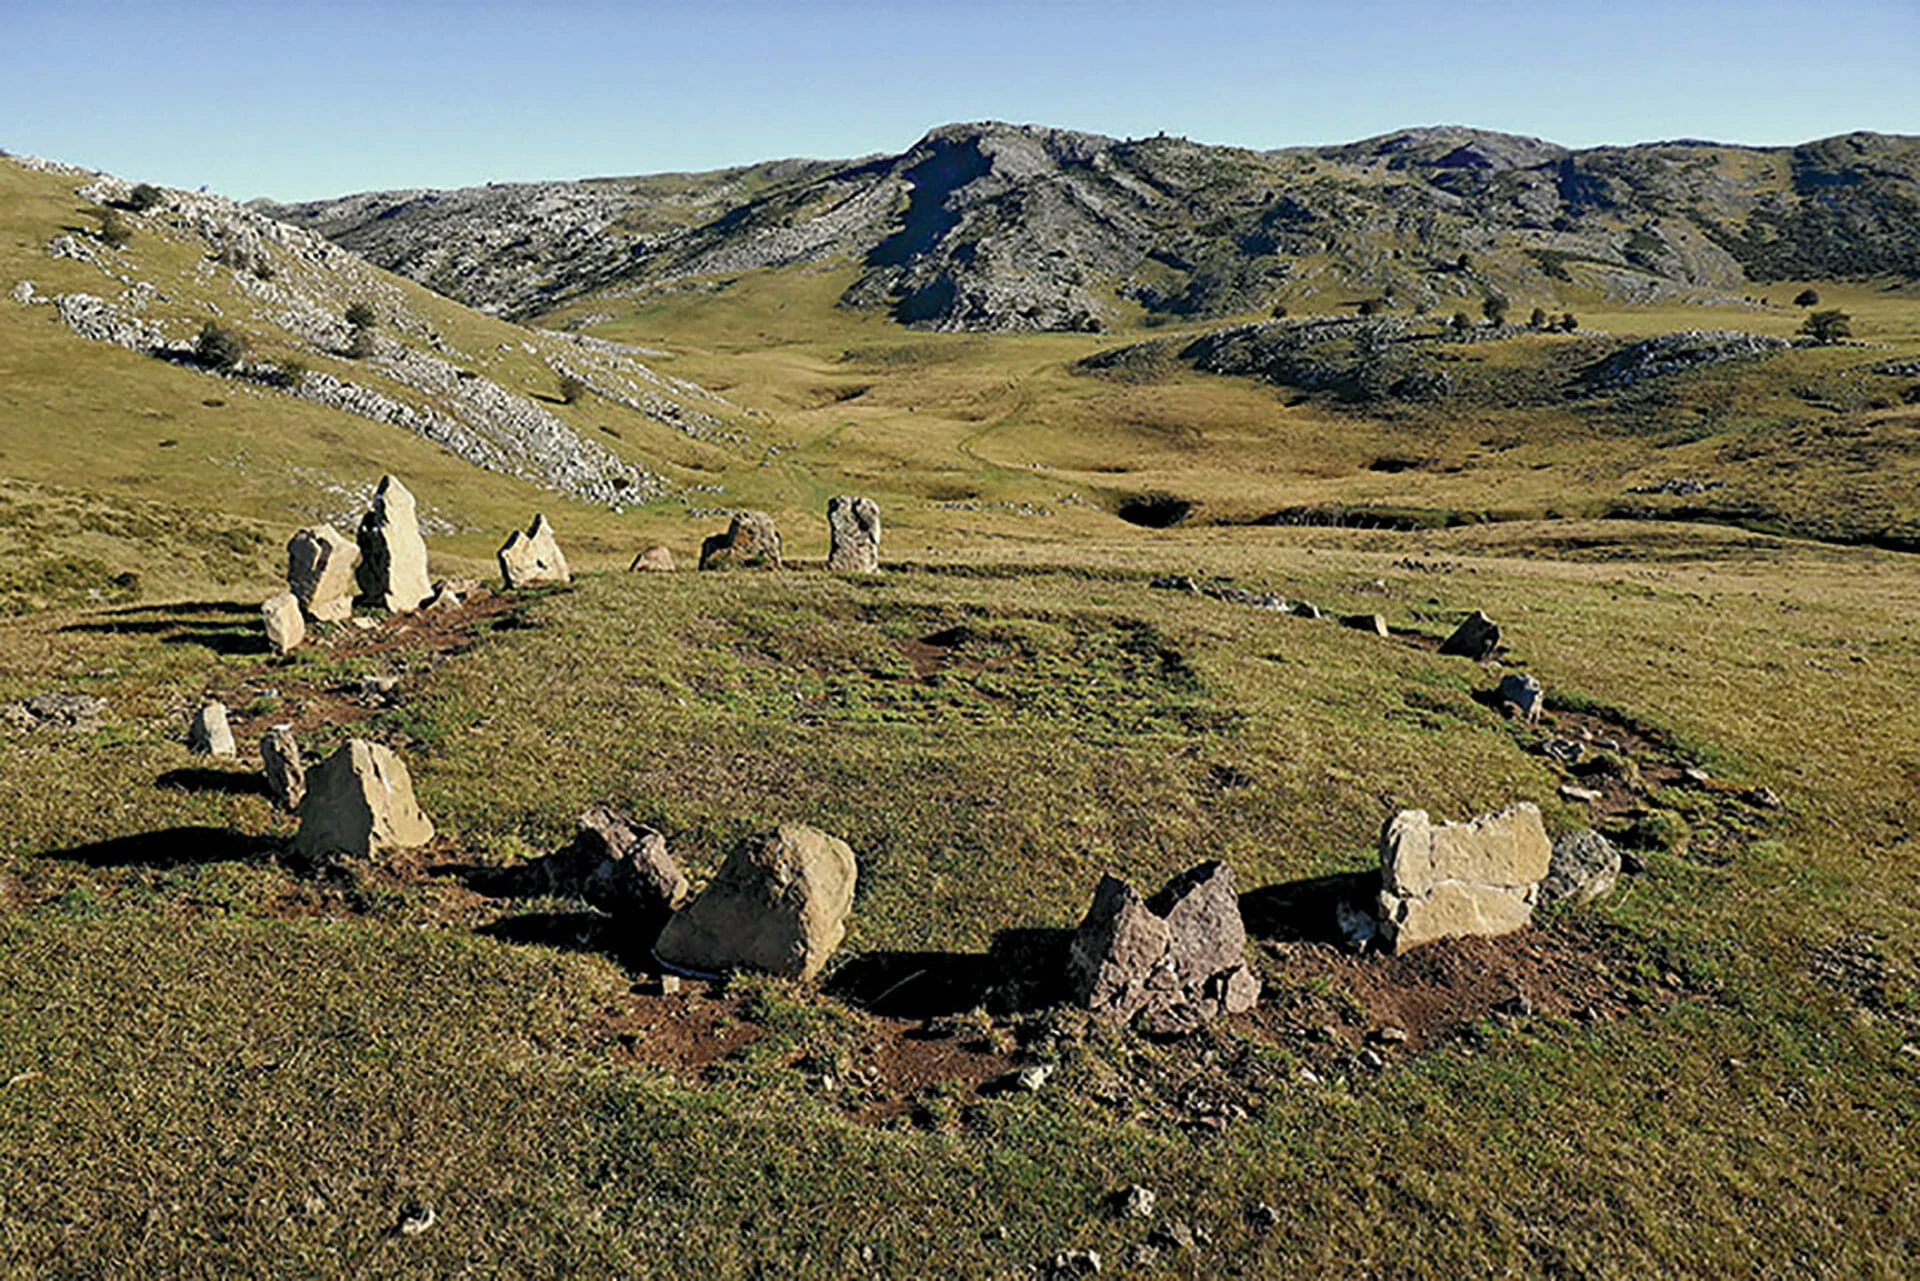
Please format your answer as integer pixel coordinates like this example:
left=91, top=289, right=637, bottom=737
left=1800, top=309, right=1852, bottom=344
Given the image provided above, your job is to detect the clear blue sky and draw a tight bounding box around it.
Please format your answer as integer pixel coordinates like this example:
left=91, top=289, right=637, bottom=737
left=5, top=0, right=1916, bottom=200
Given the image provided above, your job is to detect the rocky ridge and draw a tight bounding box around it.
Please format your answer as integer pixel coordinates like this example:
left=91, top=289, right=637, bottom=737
left=7, top=156, right=747, bottom=508
left=263, top=123, right=1920, bottom=332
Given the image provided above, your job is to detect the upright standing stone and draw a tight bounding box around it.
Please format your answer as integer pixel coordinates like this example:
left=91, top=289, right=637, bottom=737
left=697, top=511, right=782, bottom=571
left=260, top=725, right=306, bottom=813
left=287, top=524, right=360, bottom=622
left=826, top=495, right=882, bottom=573
left=291, top=739, right=434, bottom=865
left=1497, top=672, right=1545, bottom=723
left=187, top=701, right=235, bottom=757
left=1376, top=803, right=1551, bottom=952
left=1440, top=611, right=1501, bottom=661
left=653, top=825, right=855, bottom=979
left=356, top=475, right=431, bottom=613
left=262, top=591, right=304, bottom=654
left=498, top=514, right=571, bottom=588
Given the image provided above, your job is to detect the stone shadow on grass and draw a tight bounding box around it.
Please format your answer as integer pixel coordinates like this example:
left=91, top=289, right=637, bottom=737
left=476, top=911, right=663, bottom=971
left=155, top=767, right=271, bottom=798
left=1239, top=870, right=1379, bottom=946
left=44, top=825, right=281, bottom=869
left=63, top=601, right=266, bottom=656
left=824, top=927, right=1075, bottom=1022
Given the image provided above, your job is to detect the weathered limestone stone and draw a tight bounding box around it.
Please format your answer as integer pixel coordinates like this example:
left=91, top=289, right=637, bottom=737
left=498, top=513, right=570, bottom=588
left=260, top=726, right=305, bottom=813
left=1067, top=861, right=1260, bottom=1035
left=826, top=495, right=882, bottom=573
left=1344, top=613, right=1389, bottom=637
left=552, top=806, right=688, bottom=929
left=629, top=544, right=675, bottom=572
left=1377, top=804, right=1551, bottom=952
left=654, top=825, right=855, bottom=980
left=1497, top=672, right=1544, bottom=723
left=1541, top=829, right=1622, bottom=905
left=697, top=511, right=782, bottom=571
left=356, top=475, right=432, bottom=613
left=262, top=591, right=304, bottom=654
left=187, top=701, right=235, bottom=757
left=291, top=739, right=434, bottom=865
left=286, top=524, right=359, bottom=622
left=1440, top=610, right=1501, bottom=661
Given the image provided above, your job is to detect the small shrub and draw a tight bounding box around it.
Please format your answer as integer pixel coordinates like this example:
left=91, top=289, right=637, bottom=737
left=1449, top=311, right=1472, bottom=333
left=558, top=373, right=589, bottom=405
left=195, top=320, right=250, bottom=371
left=251, top=257, right=276, bottom=281
left=1357, top=298, right=1382, bottom=317
left=1482, top=295, right=1510, bottom=326
left=344, top=302, right=377, bottom=331
left=1560, top=312, right=1578, bottom=332
left=96, top=208, right=132, bottom=248
left=1799, top=309, right=1852, bottom=344
left=1270, top=302, right=1289, bottom=319
left=270, top=358, right=309, bottom=389
left=126, top=183, right=164, bottom=212
left=345, top=328, right=376, bottom=358
left=1793, top=288, right=1820, bottom=307
left=1529, top=306, right=1549, bottom=329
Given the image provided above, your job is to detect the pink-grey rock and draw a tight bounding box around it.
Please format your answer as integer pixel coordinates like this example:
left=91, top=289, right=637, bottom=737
left=1067, top=860, right=1259, bottom=1034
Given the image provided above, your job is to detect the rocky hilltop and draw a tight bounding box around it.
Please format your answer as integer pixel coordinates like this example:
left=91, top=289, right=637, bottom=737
left=265, top=123, right=1920, bottom=331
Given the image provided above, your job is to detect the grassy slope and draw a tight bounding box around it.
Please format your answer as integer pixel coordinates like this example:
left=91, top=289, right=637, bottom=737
left=0, top=520, right=1915, bottom=1273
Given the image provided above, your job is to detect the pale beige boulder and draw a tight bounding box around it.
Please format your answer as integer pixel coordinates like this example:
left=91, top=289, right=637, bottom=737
left=291, top=739, right=434, bottom=865
left=356, top=475, right=432, bottom=613
left=187, top=701, right=235, bottom=757
left=262, top=591, right=304, bottom=654
left=826, top=495, right=881, bottom=573
left=1377, top=803, right=1551, bottom=952
left=260, top=726, right=305, bottom=813
left=287, top=524, right=359, bottom=622
left=498, top=514, right=570, bottom=588
left=654, top=825, right=855, bottom=980
left=629, top=545, right=675, bottom=572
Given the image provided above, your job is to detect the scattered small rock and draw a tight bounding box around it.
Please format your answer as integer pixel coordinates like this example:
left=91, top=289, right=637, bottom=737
left=1042, top=1248, right=1101, bottom=1277
left=187, top=701, right=235, bottom=757
left=658, top=973, right=682, bottom=996
left=1015, top=1063, right=1055, bottom=1092
left=1541, top=738, right=1585, bottom=764
left=1558, top=783, right=1602, bottom=804
left=1246, top=1202, right=1280, bottom=1229
left=1743, top=786, right=1785, bottom=811
left=1110, top=1184, right=1156, bottom=1219
left=1291, top=601, right=1322, bottom=620
left=3, top=692, right=108, bottom=733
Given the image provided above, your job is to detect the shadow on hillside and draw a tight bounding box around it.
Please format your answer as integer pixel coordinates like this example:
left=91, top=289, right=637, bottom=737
left=63, top=601, right=266, bottom=655
left=155, top=767, right=271, bottom=798
left=44, top=825, right=281, bottom=869
left=1240, top=870, right=1378, bottom=945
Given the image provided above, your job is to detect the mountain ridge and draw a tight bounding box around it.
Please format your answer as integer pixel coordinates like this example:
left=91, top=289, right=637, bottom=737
left=262, top=121, right=1920, bottom=331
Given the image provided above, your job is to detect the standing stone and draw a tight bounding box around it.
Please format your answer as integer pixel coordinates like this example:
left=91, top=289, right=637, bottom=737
left=653, top=825, right=855, bottom=980
left=291, top=739, right=434, bottom=865
left=1067, top=861, right=1260, bottom=1034
left=1497, top=672, right=1545, bottom=723
left=1291, top=601, right=1323, bottom=620
left=262, top=591, right=304, bottom=655
left=260, top=725, right=305, bottom=813
left=826, top=495, right=882, bottom=573
left=1376, top=803, right=1551, bottom=952
left=286, top=524, right=360, bottom=622
left=697, top=511, right=782, bottom=571
left=356, top=475, right=432, bottom=613
left=629, top=545, right=675, bottom=572
left=187, top=701, right=235, bottom=757
left=1541, top=829, right=1622, bottom=905
left=1440, top=611, right=1501, bottom=661
left=1344, top=613, right=1390, bottom=637
left=498, top=514, right=570, bottom=589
